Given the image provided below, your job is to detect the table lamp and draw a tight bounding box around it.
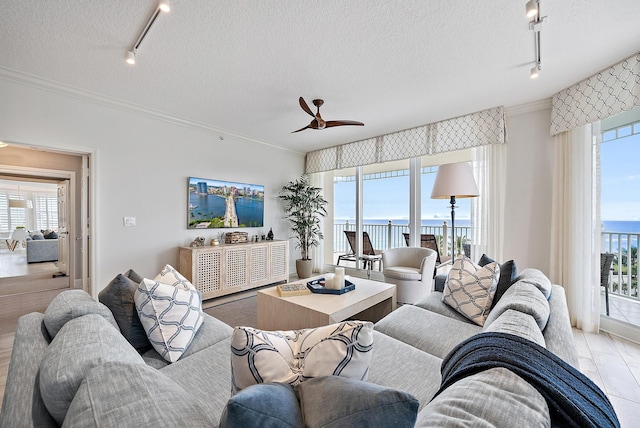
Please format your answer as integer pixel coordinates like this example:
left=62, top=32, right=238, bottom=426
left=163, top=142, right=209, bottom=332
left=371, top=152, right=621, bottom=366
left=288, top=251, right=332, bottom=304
left=430, top=162, right=479, bottom=257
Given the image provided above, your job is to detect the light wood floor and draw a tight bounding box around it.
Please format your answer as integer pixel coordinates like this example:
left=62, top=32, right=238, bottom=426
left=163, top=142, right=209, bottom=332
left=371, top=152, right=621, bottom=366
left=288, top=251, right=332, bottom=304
left=0, top=248, right=59, bottom=279
left=0, top=328, right=639, bottom=424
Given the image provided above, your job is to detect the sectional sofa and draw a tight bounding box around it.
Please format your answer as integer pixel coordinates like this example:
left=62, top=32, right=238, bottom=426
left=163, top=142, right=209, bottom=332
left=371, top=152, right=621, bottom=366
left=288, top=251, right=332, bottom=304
left=0, top=267, right=618, bottom=427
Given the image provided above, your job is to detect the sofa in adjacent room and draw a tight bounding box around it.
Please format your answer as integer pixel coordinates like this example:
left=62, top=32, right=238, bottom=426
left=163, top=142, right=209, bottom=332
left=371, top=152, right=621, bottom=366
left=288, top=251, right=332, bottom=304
left=0, top=263, right=618, bottom=427
left=25, top=231, right=59, bottom=263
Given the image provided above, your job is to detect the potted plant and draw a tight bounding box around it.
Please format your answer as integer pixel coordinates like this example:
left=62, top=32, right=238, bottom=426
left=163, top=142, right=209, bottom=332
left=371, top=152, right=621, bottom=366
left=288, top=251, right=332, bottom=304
left=279, top=174, right=327, bottom=279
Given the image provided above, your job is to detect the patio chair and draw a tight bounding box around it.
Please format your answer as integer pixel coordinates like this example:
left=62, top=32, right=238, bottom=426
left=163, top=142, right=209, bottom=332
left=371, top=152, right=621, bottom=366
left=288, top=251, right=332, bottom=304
left=337, top=231, right=383, bottom=271
left=403, top=233, right=442, bottom=264
left=601, top=252, right=614, bottom=316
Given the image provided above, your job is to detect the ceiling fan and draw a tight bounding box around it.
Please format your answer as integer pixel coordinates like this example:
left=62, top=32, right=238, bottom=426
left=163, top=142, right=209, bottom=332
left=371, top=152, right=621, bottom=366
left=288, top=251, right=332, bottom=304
left=292, top=97, right=364, bottom=133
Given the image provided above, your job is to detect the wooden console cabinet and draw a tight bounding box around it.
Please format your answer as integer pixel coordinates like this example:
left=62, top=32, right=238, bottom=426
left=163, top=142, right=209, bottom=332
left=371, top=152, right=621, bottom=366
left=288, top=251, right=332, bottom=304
left=178, top=240, right=289, bottom=300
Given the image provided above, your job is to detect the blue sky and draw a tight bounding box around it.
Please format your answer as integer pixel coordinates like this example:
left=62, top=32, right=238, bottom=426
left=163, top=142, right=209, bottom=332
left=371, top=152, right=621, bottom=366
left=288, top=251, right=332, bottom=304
left=335, top=127, right=639, bottom=222
left=334, top=173, right=472, bottom=222
left=601, top=130, right=640, bottom=221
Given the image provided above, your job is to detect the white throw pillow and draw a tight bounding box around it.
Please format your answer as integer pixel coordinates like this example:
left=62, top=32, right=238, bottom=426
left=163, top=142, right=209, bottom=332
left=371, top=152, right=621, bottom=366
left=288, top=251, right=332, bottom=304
left=155, top=264, right=196, bottom=291
left=134, top=266, right=203, bottom=363
left=230, top=321, right=373, bottom=394
left=442, top=256, right=499, bottom=326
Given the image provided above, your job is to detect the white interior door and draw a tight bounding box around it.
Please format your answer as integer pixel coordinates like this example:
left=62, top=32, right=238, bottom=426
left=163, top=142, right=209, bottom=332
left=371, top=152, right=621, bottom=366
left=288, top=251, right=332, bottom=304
left=57, top=180, right=70, bottom=276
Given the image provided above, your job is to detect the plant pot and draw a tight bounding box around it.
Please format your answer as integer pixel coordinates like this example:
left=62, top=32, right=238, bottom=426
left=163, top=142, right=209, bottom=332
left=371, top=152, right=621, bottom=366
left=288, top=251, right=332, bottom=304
left=295, top=259, right=313, bottom=279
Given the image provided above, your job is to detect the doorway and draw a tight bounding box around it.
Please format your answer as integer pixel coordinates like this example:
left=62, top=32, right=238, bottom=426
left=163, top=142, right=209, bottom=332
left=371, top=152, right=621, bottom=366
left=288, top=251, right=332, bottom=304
left=0, top=177, right=67, bottom=279
left=0, top=144, right=91, bottom=334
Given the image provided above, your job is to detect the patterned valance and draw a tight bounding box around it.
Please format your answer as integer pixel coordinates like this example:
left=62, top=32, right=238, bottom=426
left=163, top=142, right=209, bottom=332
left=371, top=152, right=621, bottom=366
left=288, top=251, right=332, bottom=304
left=551, top=52, right=640, bottom=136
left=305, top=106, right=506, bottom=173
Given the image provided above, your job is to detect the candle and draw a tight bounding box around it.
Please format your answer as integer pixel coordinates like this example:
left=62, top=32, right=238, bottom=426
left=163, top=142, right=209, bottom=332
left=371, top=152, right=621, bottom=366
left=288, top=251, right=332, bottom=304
left=324, top=274, right=335, bottom=289
left=334, top=267, right=345, bottom=289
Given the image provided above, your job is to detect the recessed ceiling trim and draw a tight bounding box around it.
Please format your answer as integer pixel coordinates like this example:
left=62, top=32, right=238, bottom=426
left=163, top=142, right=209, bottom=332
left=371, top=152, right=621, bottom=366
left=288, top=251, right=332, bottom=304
left=0, top=66, right=301, bottom=154
left=505, top=98, right=552, bottom=116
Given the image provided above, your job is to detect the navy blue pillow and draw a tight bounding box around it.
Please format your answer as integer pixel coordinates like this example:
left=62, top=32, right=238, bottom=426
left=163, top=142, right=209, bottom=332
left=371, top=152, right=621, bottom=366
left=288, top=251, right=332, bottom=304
left=44, top=231, right=58, bottom=239
left=478, top=254, right=518, bottom=309
left=98, top=273, right=151, bottom=353
left=220, top=382, right=303, bottom=428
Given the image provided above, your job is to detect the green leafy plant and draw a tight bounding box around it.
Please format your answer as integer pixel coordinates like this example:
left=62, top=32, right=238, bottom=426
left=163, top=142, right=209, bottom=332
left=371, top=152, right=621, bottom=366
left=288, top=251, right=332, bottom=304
left=279, top=174, right=327, bottom=260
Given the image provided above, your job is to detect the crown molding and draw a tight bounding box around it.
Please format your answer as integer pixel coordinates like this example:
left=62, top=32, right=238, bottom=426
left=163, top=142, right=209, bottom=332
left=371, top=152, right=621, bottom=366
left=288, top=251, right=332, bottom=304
left=505, top=98, right=552, bottom=116
left=0, top=67, right=302, bottom=154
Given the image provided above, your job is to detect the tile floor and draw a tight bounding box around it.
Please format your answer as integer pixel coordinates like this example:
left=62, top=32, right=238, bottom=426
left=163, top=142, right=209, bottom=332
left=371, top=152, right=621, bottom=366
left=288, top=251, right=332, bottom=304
left=604, top=293, right=640, bottom=326
left=573, top=328, right=640, bottom=427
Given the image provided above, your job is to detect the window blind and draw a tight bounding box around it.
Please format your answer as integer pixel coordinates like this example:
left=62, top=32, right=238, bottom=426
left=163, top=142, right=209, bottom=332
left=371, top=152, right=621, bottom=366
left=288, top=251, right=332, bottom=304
left=551, top=52, right=640, bottom=136
left=305, top=106, right=506, bottom=173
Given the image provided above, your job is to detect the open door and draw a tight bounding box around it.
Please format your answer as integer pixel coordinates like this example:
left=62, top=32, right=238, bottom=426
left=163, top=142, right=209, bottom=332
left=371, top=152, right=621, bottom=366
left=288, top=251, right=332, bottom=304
left=57, top=180, right=70, bottom=276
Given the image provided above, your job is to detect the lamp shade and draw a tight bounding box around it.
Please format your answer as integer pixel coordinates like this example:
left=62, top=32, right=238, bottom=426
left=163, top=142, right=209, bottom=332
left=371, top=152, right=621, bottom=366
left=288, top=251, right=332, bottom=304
left=430, top=162, right=479, bottom=199
left=9, top=199, right=33, bottom=209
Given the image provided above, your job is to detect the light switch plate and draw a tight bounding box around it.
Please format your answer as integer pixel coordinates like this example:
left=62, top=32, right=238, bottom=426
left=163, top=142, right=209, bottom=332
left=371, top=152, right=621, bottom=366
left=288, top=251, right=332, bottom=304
left=123, top=216, right=136, bottom=227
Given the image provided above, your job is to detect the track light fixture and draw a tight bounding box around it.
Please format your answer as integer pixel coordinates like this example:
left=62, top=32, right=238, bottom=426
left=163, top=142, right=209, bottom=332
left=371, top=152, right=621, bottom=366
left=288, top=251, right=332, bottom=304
left=525, top=0, right=538, bottom=18
left=126, top=50, right=136, bottom=65
left=159, top=0, right=171, bottom=13
left=526, top=0, right=546, bottom=79
left=530, top=63, right=541, bottom=79
left=125, top=0, right=171, bottom=65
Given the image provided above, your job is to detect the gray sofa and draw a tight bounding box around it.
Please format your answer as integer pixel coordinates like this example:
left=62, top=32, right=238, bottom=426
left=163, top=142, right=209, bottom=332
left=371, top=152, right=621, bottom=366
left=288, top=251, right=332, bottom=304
left=26, top=238, right=59, bottom=263
left=0, top=269, right=589, bottom=427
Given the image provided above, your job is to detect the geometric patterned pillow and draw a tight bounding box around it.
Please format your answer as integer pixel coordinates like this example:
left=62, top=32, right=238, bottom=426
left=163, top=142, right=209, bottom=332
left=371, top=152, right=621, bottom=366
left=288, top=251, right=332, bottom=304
left=134, top=271, right=204, bottom=363
left=230, top=321, right=373, bottom=394
left=154, top=264, right=196, bottom=291
left=442, top=256, right=499, bottom=326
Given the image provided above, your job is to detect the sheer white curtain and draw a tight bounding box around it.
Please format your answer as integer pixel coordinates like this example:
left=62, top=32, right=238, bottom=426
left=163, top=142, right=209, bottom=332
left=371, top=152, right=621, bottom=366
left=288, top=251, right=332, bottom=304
left=549, top=124, right=601, bottom=332
left=309, top=172, right=326, bottom=273
left=471, top=144, right=508, bottom=262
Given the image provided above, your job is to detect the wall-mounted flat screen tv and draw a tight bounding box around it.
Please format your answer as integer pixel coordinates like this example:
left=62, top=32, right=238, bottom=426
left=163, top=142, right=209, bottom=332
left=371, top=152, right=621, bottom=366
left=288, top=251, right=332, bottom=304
left=188, top=177, right=264, bottom=229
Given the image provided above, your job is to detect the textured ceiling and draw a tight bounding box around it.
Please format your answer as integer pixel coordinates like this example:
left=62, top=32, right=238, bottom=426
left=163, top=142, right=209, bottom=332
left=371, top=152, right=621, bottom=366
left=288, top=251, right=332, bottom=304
left=1, top=1, right=639, bottom=154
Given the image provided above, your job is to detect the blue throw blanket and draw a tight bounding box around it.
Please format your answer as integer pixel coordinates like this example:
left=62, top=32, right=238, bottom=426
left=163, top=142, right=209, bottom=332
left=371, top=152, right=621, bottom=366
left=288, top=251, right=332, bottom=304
left=434, top=332, right=620, bottom=428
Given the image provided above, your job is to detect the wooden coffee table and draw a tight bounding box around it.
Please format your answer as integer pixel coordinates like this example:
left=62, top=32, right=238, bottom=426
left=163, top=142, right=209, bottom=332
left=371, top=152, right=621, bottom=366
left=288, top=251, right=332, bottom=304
left=257, top=277, right=396, bottom=330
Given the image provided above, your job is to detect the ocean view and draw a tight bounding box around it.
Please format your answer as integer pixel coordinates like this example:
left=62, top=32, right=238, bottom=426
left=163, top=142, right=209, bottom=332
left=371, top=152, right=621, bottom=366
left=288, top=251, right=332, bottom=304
left=336, top=219, right=640, bottom=233
left=333, top=219, right=640, bottom=252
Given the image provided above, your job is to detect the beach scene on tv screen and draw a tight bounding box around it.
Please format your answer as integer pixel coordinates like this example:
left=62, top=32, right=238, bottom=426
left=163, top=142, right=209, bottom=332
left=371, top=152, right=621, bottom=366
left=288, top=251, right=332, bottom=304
left=188, top=177, right=264, bottom=229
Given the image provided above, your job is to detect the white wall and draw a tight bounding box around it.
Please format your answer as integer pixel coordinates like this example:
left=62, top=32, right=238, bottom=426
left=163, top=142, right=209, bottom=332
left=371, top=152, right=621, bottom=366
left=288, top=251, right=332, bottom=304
left=0, top=76, right=561, bottom=289
left=503, top=104, right=555, bottom=274
left=0, top=78, right=305, bottom=294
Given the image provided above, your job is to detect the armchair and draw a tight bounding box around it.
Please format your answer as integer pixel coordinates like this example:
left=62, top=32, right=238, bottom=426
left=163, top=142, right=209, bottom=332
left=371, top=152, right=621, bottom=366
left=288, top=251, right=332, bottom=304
left=382, top=247, right=437, bottom=304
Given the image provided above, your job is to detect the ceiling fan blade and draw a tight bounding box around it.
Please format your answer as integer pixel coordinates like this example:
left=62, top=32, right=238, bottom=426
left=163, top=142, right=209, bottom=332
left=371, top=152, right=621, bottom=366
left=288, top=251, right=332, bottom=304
left=291, top=119, right=319, bottom=133
left=299, top=97, right=314, bottom=117
left=325, top=120, right=365, bottom=128
left=291, top=125, right=311, bottom=133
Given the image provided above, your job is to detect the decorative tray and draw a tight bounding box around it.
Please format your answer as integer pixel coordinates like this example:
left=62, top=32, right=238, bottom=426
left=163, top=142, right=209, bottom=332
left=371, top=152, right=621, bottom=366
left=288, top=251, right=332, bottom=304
left=307, top=278, right=355, bottom=295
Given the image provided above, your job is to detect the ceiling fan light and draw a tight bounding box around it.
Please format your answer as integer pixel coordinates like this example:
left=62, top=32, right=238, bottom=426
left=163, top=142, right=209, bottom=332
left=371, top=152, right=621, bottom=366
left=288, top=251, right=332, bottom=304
left=126, top=50, right=136, bottom=65
left=526, top=0, right=538, bottom=18
left=159, top=0, right=170, bottom=13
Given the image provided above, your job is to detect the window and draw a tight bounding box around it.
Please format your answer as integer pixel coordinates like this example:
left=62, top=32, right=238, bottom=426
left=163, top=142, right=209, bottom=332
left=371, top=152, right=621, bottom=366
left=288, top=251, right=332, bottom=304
left=333, top=168, right=356, bottom=259
left=326, top=151, right=473, bottom=269
left=0, top=180, right=58, bottom=232
left=34, top=193, right=59, bottom=230
left=600, top=106, right=640, bottom=320
left=421, top=150, right=473, bottom=256
left=362, top=159, right=410, bottom=251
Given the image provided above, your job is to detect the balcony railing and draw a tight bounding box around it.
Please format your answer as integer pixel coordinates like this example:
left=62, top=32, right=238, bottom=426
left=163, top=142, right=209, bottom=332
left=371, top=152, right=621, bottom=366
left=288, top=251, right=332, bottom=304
left=332, top=224, right=639, bottom=306
left=602, top=231, right=639, bottom=302
left=333, top=220, right=472, bottom=258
